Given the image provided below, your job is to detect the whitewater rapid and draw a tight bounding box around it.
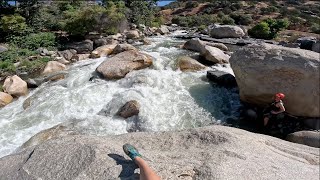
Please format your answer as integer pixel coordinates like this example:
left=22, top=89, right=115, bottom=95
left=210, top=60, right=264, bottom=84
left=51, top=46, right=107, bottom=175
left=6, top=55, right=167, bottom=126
left=0, top=34, right=241, bottom=157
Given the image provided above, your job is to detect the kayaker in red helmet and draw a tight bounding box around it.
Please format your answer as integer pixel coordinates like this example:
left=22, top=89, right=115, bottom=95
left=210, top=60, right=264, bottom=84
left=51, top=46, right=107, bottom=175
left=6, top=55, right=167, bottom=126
left=263, top=93, right=286, bottom=126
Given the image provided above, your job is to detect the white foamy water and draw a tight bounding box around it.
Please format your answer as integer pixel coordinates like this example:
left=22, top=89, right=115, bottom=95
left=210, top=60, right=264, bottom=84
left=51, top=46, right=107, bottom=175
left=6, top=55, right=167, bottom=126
left=0, top=34, right=241, bottom=157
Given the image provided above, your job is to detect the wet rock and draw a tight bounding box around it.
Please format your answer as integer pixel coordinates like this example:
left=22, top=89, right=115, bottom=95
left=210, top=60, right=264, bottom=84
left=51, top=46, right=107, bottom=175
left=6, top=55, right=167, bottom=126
left=57, top=50, right=77, bottom=60
left=142, top=38, right=151, bottom=45
left=22, top=96, right=32, bottom=109
left=286, top=131, right=320, bottom=148
left=207, top=70, right=237, bottom=88
left=177, top=56, right=206, bottom=72
left=70, top=54, right=90, bottom=62
left=3, top=75, right=28, bottom=97
left=126, top=30, right=140, bottom=39
left=230, top=43, right=320, bottom=117
left=112, top=43, right=136, bottom=54
left=296, top=36, right=317, bottom=51
left=66, top=40, right=93, bottom=54
left=200, top=45, right=230, bottom=64
left=312, top=41, right=320, bottom=53
left=42, top=61, right=67, bottom=80
left=0, top=125, right=319, bottom=179
left=90, top=44, right=117, bottom=58
left=117, top=100, right=140, bottom=118
left=96, top=50, right=153, bottom=80
left=25, top=78, right=39, bottom=88
left=209, top=24, right=245, bottom=38
left=0, top=92, right=13, bottom=107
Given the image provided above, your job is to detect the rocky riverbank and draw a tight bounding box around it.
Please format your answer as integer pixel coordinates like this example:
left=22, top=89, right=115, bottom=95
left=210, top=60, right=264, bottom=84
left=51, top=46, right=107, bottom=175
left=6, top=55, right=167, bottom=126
left=0, top=125, right=319, bottom=180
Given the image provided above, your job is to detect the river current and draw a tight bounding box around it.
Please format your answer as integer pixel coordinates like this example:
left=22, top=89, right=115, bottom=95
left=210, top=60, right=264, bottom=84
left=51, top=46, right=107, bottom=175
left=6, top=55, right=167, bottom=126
left=0, top=33, right=241, bottom=157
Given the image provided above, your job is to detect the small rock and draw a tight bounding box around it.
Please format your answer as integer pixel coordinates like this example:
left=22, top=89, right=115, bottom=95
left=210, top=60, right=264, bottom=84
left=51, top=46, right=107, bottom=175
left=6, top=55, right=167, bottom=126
left=36, top=48, right=49, bottom=56
left=66, top=40, right=93, bottom=54
left=156, top=25, right=170, bottom=35
left=23, top=96, right=32, bottom=109
left=57, top=50, right=76, bottom=60
left=112, top=44, right=136, bottom=54
left=200, top=45, right=230, bottom=64
left=55, top=57, right=70, bottom=65
left=93, top=38, right=108, bottom=48
left=0, top=92, right=13, bottom=107
left=3, top=75, right=28, bottom=97
left=90, top=44, right=117, bottom=58
left=25, top=78, right=39, bottom=88
left=142, top=38, right=151, bottom=45
left=126, top=30, right=140, bottom=39
left=70, top=54, right=90, bottom=62
left=207, top=70, right=237, bottom=88
left=117, top=100, right=140, bottom=118
left=42, top=61, right=67, bottom=80
left=286, top=131, right=320, bottom=148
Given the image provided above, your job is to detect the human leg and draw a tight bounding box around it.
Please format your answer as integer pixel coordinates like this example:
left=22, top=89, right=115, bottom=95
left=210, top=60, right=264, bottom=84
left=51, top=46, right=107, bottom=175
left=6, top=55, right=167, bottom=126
left=123, top=144, right=161, bottom=180
left=264, top=116, right=269, bottom=126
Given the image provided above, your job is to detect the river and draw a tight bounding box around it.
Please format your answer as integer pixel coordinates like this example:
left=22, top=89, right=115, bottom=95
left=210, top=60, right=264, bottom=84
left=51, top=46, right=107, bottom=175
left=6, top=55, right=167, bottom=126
left=0, top=32, right=242, bottom=157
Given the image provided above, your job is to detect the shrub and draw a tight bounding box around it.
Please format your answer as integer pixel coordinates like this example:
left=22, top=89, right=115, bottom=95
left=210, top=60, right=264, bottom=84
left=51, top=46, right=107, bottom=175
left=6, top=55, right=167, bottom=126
left=9, top=32, right=56, bottom=50
left=185, top=1, right=199, bottom=9
left=311, top=23, right=320, bottom=34
left=261, top=6, right=279, bottom=15
left=249, top=19, right=289, bottom=39
left=230, top=14, right=253, bottom=25
left=0, top=14, right=29, bottom=36
left=248, top=22, right=271, bottom=39
left=221, top=15, right=235, bottom=25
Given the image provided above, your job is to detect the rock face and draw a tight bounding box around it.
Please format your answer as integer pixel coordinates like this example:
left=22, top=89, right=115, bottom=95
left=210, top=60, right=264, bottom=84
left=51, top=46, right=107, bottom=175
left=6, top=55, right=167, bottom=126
left=3, top=75, right=28, bottom=97
left=0, top=92, right=13, bottom=107
left=230, top=43, right=320, bottom=117
left=66, top=40, right=93, bottom=54
left=286, top=131, right=320, bottom=148
left=177, top=56, right=206, bottom=72
left=90, top=44, right=117, bottom=58
left=112, top=44, right=136, bottom=54
left=209, top=24, right=245, bottom=38
left=42, top=61, right=67, bottom=80
left=200, top=45, right=230, bottom=64
left=0, top=125, right=319, bottom=180
left=117, top=100, right=140, bottom=118
left=207, top=70, right=237, bottom=88
left=96, top=50, right=153, bottom=80
left=183, top=38, right=228, bottom=52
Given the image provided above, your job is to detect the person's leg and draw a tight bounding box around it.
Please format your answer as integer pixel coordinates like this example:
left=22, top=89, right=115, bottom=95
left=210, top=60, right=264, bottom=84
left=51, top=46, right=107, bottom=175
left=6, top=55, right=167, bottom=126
left=264, top=116, right=269, bottom=126
left=134, top=156, right=161, bottom=180
left=123, top=144, right=161, bottom=180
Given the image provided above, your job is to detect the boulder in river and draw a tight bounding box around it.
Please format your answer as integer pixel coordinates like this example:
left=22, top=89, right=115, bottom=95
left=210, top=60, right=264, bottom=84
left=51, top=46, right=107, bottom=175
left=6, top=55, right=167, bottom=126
left=112, top=43, right=136, bottom=54
left=0, top=125, right=318, bottom=179
left=230, top=43, right=320, bottom=117
left=70, top=54, right=90, bottom=62
left=209, top=24, right=245, bottom=38
left=183, top=38, right=228, bottom=52
left=177, top=56, right=206, bottom=72
left=66, top=40, right=93, bottom=54
left=57, top=50, right=77, bottom=61
left=117, top=100, right=140, bottom=118
left=3, top=75, right=28, bottom=97
left=207, top=70, right=237, bottom=88
left=126, top=30, right=140, bottom=39
left=42, top=61, right=67, bottom=80
left=0, top=92, right=13, bottom=107
left=200, top=45, right=230, bottom=64
left=156, top=25, right=169, bottom=35
left=90, top=44, right=117, bottom=58
left=286, top=131, right=320, bottom=148
left=96, top=50, right=153, bottom=80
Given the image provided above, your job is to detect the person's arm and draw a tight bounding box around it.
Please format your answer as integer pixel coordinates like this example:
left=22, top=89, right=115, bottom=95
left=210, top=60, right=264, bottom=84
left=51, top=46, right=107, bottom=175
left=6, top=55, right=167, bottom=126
left=271, top=102, right=285, bottom=114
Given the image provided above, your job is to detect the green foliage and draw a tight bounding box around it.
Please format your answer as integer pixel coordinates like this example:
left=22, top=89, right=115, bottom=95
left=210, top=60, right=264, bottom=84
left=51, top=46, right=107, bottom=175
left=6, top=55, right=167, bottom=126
left=9, top=32, right=56, bottom=50
left=249, top=19, right=290, bottom=39
left=221, top=15, right=235, bottom=25
left=172, top=14, right=220, bottom=27
left=230, top=13, right=253, bottom=25
left=311, top=23, right=320, bottom=34
left=0, top=48, right=35, bottom=73
left=185, top=1, right=199, bottom=9
left=0, top=14, right=29, bottom=36
left=19, top=56, right=50, bottom=72
left=197, top=24, right=207, bottom=31
left=129, top=1, right=158, bottom=27
left=261, top=6, right=279, bottom=15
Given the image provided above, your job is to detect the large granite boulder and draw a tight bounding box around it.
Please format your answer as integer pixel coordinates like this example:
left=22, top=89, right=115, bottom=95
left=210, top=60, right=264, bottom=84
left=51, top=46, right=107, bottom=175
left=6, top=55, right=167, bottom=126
left=183, top=38, right=228, bottom=52
left=0, top=125, right=318, bottom=180
left=42, top=61, right=67, bottom=80
left=200, top=45, right=230, bottom=64
left=126, top=30, right=140, bottom=39
left=96, top=50, right=153, bottom=80
left=286, top=131, right=320, bottom=148
left=66, top=40, right=93, bottom=54
left=0, top=92, right=13, bottom=107
left=230, top=43, right=320, bottom=117
left=177, top=56, right=206, bottom=72
left=90, top=44, right=117, bottom=58
left=117, top=100, right=140, bottom=118
left=209, top=24, right=245, bottom=38
left=3, top=75, right=28, bottom=97
left=112, top=44, right=136, bottom=54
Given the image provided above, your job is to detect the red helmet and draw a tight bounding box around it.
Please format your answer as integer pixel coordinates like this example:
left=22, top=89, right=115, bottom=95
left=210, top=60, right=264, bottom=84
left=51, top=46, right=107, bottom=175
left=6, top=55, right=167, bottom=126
left=275, top=93, right=285, bottom=99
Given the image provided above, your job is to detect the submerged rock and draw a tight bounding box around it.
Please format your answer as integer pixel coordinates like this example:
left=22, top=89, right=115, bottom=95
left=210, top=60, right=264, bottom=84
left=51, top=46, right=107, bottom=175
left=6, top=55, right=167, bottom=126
left=3, top=75, right=28, bottom=97
left=177, top=56, right=206, bottom=72
left=96, top=50, right=153, bottom=80
left=207, top=70, right=237, bottom=88
left=0, top=125, right=318, bottom=179
left=0, top=92, right=13, bottom=107
left=117, top=100, right=140, bottom=118
left=230, top=43, right=320, bottom=117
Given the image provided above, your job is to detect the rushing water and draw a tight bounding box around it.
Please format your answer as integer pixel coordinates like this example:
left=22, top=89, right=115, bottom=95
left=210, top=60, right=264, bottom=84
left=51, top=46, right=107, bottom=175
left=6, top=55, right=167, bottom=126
left=0, top=33, right=241, bottom=157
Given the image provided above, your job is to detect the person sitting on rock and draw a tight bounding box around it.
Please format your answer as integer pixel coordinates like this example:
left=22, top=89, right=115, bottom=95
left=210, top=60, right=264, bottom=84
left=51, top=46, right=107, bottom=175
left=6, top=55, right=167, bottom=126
left=263, top=93, right=286, bottom=127
left=123, top=143, right=161, bottom=180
